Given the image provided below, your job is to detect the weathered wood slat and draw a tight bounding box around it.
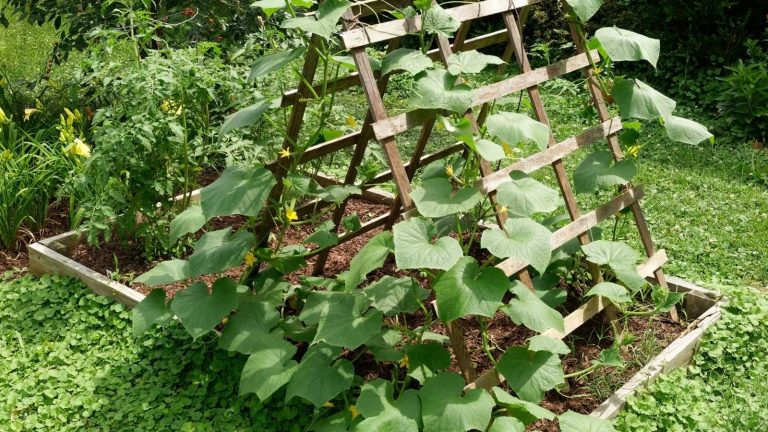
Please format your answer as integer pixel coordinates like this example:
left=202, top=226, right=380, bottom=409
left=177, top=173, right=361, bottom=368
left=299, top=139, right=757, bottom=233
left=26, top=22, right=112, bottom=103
left=371, top=51, right=598, bottom=140
left=495, top=186, right=645, bottom=276
left=28, top=242, right=146, bottom=308
left=592, top=302, right=722, bottom=419
left=341, top=0, right=542, bottom=48
left=477, top=117, right=623, bottom=194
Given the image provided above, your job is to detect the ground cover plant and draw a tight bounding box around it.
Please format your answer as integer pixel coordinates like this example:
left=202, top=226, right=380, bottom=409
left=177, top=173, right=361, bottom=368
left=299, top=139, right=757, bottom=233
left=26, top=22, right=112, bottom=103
left=127, top=0, right=713, bottom=430
left=0, top=273, right=312, bottom=431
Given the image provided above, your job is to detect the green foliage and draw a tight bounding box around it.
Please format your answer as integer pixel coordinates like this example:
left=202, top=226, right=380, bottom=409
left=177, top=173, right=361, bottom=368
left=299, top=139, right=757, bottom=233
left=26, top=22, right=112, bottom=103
left=0, top=274, right=311, bottom=431
left=0, top=118, right=71, bottom=250
left=616, top=287, right=768, bottom=431
left=717, top=60, right=768, bottom=142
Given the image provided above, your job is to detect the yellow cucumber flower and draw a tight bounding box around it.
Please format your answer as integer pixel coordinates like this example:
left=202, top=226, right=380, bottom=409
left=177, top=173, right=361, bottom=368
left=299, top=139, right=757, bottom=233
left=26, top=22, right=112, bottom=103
left=445, top=165, right=454, bottom=177
left=0, top=107, right=9, bottom=124
left=345, top=115, right=357, bottom=128
left=322, top=401, right=335, bottom=409
left=399, top=354, right=409, bottom=369
left=349, top=405, right=360, bottom=419
left=244, top=251, right=256, bottom=267
left=285, top=207, right=298, bottom=222
left=279, top=148, right=291, bottom=159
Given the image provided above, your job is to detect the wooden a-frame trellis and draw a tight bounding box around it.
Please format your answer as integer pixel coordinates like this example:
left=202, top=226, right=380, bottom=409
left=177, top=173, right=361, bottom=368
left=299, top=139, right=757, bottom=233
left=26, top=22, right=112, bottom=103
left=270, top=0, right=676, bottom=390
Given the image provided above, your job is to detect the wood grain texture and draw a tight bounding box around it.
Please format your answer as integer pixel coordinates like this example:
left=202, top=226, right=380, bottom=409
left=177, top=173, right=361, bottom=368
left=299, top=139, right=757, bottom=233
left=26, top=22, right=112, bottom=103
left=340, top=0, right=542, bottom=48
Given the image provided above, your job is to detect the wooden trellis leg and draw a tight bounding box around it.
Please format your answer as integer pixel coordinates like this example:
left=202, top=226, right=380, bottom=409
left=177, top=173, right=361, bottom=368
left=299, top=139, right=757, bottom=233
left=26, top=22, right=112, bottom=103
left=564, top=18, right=679, bottom=322
left=312, top=37, right=402, bottom=275
left=501, top=12, right=604, bottom=286
left=256, top=35, right=323, bottom=244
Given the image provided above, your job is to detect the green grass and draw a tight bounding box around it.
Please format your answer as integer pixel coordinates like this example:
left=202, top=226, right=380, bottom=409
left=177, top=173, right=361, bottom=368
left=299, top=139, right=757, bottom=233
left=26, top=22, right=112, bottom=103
left=0, top=273, right=311, bottom=431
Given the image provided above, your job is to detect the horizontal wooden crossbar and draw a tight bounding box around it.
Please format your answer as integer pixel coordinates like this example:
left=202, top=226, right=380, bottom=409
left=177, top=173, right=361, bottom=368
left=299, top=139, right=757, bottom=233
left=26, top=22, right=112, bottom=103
left=371, top=51, right=599, bottom=140
left=496, top=186, right=645, bottom=276
left=467, top=248, right=668, bottom=391
left=281, top=29, right=511, bottom=107
left=341, top=0, right=542, bottom=48
left=477, top=116, right=623, bottom=193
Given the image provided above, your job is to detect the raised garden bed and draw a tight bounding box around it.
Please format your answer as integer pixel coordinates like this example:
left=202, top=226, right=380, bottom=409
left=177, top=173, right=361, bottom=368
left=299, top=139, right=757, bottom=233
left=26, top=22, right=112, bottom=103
left=27, top=204, right=723, bottom=422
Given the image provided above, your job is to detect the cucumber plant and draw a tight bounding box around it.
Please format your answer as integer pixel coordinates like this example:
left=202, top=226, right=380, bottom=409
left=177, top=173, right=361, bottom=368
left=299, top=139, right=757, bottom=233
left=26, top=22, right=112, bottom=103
left=130, top=0, right=704, bottom=430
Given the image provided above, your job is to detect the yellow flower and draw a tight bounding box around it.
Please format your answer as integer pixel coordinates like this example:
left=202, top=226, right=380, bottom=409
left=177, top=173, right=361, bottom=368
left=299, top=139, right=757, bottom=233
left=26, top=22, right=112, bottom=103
left=24, top=108, right=40, bottom=121
left=279, top=148, right=291, bottom=159
left=399, top=354, right=409, bottom=369
left=244, top=251, right=256, bottom=267
left=348, top=405, right=360, bottom=419
left=0, top=107, right=9, bottom=124
left=345, top=115, right=358, bottom=128
left=285, top=207, right=298, bottom=222
left=499, top=206, right=508, bottom=217
left=322, top=401, right=335, bottom=409
left=626, top=144, right=643, bottom=159
left=160, top=100, right=172, bottom=113
left=445, top=165, right=454, bottom=177
left=65, top=138, right=91, bottom=158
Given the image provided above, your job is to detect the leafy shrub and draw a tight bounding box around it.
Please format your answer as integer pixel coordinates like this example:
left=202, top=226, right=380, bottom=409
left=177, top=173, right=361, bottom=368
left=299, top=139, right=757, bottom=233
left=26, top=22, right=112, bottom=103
left=0, top=273, right=312, bottom=431
left=67, top=46, right=250, bottom=256
left=717, top=61, right=768, bottom=143
left=617, top=287, right=768, bottom=431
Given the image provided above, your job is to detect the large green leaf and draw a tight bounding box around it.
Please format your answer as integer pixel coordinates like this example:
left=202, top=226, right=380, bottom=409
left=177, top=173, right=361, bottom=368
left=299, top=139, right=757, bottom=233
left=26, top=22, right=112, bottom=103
left=381, top=48, right=433, bottom=76
left=486, top=112, right=550, bottom=150
left=218, top=300, right=281, bottom=354
left=249, top=47, right=307, bottom=80
left=281, top=0, right=351, bottom=39
left=169, top=205, right=205, bottom=244
left=134, top=259, right=190, bottom=286
left=132, top=289, right=172, bottom=337
left=433, top=257, right=510, bottom=322
left=319, top=185, right=361, bottom=204
left=565, top=0, right=603, bottom=22
left=201, top=166, right=276, bottom=219
left=496, top=347, right=564, bottom=403
left=503, top=281, right=564, bottom=333
left=481, top=218, right=552, bottom=274
left=343, top=231, right=394, bottom=290
left=419, top=372, right=495, bottom=432
left=488, top=417, right=525, bottom=432
left=355, top=380, right=421, bottom=432
left=220, top=100, right=271, bottom=136
left=664, top=115, right=713, bottom=145
left=410, top=69, right=474, bottom=114
left=613, top=79, right=676, bottom=120
left=446, top=50, right=504, bottom=75
left=595, top=27, right=659, bottom=68
left=393, top=218, right=463, bottom=270
left=581, top=240, right=646, bottom=291
left=285, top=344, right=354, bottom=407
left=573, top=151, right=637, bottom=194
left=585, top=281, right=632, bottom=304
left=492, top=387, right=556, bottom=425
left=411, top=178, right=483, bottom=218
left=559, top=411, right=616, bottom=432
left=496, top=172, right=560, bottom=217
left=239, top=337, right=298, bottom=401
left=364, top=276, right=430, bottom=316
left=475, top=139, right=506, bottom=162
left=405, top=343, right=451, bottom=384
left=528, top=335, right=570, bottom=355
left=170, top=278, right=238, bottom=339
left=309, top=292, right=383, bottom=349
left=305, top=221, right=339, bottom=250
left=421, top=4, right=460, bottom=38
left=187, top=228, right=256, bottom=276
